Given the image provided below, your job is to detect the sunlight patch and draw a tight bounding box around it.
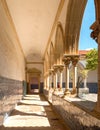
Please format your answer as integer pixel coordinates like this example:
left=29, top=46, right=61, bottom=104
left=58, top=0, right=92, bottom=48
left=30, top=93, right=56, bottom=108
left=3, top=115, right=50, bottom=127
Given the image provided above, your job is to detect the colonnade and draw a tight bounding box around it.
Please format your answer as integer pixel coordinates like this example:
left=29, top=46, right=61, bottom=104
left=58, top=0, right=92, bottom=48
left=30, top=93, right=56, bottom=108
left=44, top=54, right=80, bottom=97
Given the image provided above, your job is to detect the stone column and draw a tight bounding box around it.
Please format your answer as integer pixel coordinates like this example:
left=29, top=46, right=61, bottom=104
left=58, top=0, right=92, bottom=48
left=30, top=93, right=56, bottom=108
left=44, top=75, right=46, bottom=89
left=62, top=55, right=71, bottom=97
left=71, top=55, right=79, bottom=95
left=47, top=74, right=50, bottom=90
left=90, top=21, right=100, bottom=112
left=48, top=69, right=54, bottom=90
left=53, top=65, right=59, bottom=93
left=97, top=36, right=100, bottom=112
left=53, top=71, right=56, bottom=91
left=84, top=78, right=87, bottom=88
left=48, top=70, right=51, bottom=90
left=59, top=65, right=64, bottom=91
left=46, top=75, right=47, bottom=89
left=51, top=69, right=54, bottom=89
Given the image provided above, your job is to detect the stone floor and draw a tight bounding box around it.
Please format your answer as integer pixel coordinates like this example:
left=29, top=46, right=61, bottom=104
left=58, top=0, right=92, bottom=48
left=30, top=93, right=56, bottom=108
left=0, top=94, right=70, bottom=130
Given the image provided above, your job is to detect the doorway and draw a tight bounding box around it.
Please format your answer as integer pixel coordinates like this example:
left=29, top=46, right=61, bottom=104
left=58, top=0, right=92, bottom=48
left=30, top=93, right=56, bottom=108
left=30, top=77, right=39, bottom=94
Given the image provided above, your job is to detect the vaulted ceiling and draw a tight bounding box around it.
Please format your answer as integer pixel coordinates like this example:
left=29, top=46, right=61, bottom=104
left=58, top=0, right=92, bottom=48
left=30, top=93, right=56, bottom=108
left=6, top=0, right=62, bottom=61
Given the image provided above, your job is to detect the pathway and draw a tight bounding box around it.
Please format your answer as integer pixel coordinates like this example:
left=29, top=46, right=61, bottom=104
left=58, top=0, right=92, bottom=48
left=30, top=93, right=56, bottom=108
left=0, top=94, right=70, bottom=130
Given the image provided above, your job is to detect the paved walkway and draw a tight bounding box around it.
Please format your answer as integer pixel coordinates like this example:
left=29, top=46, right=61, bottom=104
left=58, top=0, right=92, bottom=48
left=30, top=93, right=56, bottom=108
left=0, top=94, right=70, bottom=130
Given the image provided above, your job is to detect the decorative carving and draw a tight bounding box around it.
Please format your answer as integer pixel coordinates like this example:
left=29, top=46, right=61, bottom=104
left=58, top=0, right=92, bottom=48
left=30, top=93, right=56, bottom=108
left=62, top=54, right=71, bottom=66
left=48, top=68, right=54, bottom=75
left=59, top=65, right=64, bottom=72
left=53, top=64, right=59, bottom=72
left=90, top=21, right=100, bottom=43
left=72, top=55, right=80, bottom=67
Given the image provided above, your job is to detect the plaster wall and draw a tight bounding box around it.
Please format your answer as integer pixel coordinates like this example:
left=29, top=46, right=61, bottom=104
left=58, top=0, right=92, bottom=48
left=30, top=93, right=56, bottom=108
left=0, top=2, right=25, bottom=125
left=0, top=2, right=25, bottom=81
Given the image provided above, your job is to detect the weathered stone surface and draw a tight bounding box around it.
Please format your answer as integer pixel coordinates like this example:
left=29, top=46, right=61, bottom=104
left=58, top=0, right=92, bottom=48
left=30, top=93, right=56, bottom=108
left=52, top=94, right=100, bottom=130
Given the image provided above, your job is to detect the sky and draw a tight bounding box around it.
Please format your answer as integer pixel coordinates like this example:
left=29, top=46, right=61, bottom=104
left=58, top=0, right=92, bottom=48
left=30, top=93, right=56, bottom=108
left=79, top=0, right=97, bottom=50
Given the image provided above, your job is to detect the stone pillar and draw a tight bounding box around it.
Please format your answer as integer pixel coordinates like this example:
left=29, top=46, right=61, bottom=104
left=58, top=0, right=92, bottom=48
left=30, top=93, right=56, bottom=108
left=44, top=76, right=46, bottom=89
left=48, top=69, right=54, bottom=90
left=44, top=73, right=48, bottom=90
left=59, top=65, right=64, bottom=91
left=47, top=74, right=50, bottom=90
left=97, top=36, right=100, bottom=112
left=51, top=69, right=54, bottom=90
left=53, top=71, right=56, bottom=91
left=90, top=21, right=100, bottom=112
left=46, top=75, right=48, bottom=89
left=84, top=78, right=87, bottom=88
left=48, top=70, right=51, bottom=90
left=71, top=55, right=79, bottom=95
left=62, top=55, right=71, bottom=97
left=53, top=65, right=59, bottom=93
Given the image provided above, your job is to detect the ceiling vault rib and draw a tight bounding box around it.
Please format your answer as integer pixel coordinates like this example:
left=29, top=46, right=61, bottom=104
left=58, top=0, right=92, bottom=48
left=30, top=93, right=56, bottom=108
left=1, top=0, right=26, bottom=61
left=43, top=0, right=65, bottom=59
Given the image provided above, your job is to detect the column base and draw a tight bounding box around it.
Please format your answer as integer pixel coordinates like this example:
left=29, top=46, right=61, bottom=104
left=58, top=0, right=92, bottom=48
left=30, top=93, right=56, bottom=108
left=58, top=88, right=64, bottom=95
left=58, top=88, right=63, bottom=91
left=53, top=88, right=58, bottom=91
left=46, top=87, right=49, bottom=90
left=62, top=89, right=70, bottom=98
left=71, top=88, right=77, bottom=94
left=53, top=88, right=59, bottom=94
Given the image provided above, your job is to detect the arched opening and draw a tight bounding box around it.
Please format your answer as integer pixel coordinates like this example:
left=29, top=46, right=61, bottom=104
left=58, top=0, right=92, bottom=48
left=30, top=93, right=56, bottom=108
left=49, top=42, right=54, bottom=69
left=65, top=0, right=87, bottom=54
left=79, top=0, right=97, bottom=50
left=54, top=23, right=65, bottom=64
left=78, top=0, right=98, bottom=101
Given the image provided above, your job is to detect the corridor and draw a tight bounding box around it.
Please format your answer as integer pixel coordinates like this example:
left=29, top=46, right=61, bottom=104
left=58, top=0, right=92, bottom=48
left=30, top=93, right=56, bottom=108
left=0, top=94, right=69, bottom=130
left=0, top=0, right=100, bottom=129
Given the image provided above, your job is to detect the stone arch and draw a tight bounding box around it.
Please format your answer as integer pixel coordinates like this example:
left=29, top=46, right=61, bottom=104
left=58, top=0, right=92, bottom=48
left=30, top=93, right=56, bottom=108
left=54, top=22, right=65, bottom=65
left=65, top=0, right=87, bottom=54
left=44, top=53, right=48, bottom=73
left=77, top=62, right=85, bottom=77
left=78, top=61, right=85, bottom=69
left=49, top=42, right=55, bottom=69
left=46, top=51, right=50, bottom=70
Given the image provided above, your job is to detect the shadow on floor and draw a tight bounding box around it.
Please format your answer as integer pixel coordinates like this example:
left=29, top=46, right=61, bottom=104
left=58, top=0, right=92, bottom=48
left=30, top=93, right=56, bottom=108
left=0, top=94, right=69, bottom=130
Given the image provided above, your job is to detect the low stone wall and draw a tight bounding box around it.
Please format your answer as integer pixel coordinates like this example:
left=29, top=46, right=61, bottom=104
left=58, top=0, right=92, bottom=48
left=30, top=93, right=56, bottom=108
left=0, top=76, right=23, bottom=125
left=43, top=89, right=49, bottom=99
left=52, top=94, right=100, bottom=130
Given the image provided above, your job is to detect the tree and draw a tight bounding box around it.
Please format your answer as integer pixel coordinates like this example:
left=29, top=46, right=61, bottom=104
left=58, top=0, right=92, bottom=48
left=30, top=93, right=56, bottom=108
left=76, top=49, right=98, bottom=93
left=85, top=49, right=98, bottom=70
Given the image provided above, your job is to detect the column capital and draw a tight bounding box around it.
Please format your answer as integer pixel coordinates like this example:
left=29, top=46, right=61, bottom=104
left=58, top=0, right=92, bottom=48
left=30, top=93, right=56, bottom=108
left=53, top=64, right=59, bottom=72
left=44, top=72, right=48, bottom=77
left=58, top=64, right=64, bottom=72
left=48, top=69, right=52, bottom=75
left=72, top=55, right=80, bottom=67
left=48, top=68, right=55, bottom=75
left=62, top=54, right=72, bottom=66
left=90, top=20, right=100, bottom=43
